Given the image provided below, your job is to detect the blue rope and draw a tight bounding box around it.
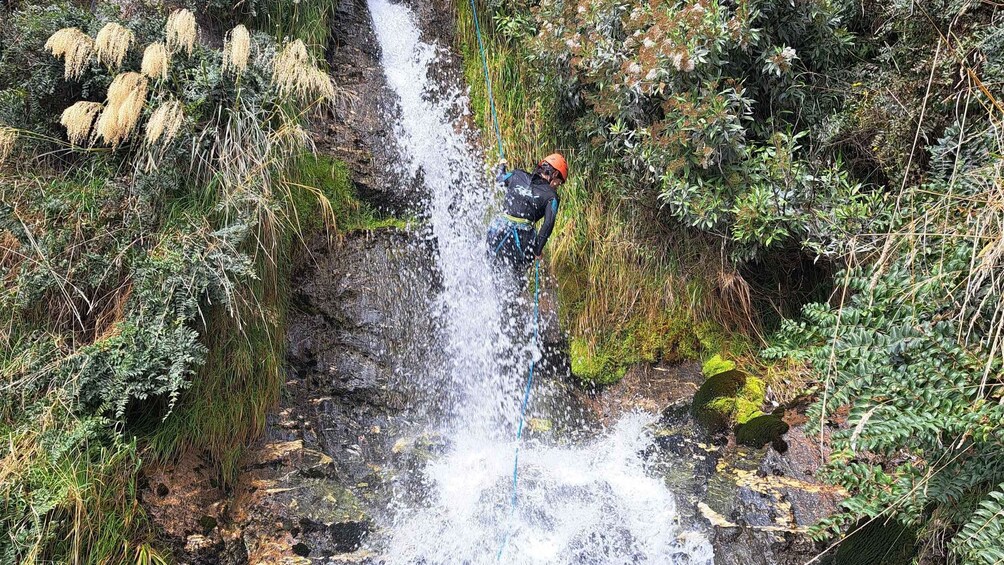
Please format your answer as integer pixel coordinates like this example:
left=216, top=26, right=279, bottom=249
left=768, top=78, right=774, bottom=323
left=468, top=0, right=505, bottom=161
left=497, top=260, right=541, bottom=561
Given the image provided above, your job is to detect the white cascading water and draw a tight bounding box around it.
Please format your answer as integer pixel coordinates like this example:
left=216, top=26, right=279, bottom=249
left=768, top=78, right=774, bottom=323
left=368, top=1, right=715, bottom=563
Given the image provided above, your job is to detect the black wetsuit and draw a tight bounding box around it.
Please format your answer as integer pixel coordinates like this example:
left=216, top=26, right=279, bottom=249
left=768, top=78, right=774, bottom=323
left=486, top=168, right=560, bottom=283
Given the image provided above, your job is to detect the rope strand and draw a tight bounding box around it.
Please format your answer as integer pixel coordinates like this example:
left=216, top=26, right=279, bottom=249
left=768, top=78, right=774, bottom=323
left=468, top=0, right=505, bottom=160
left=497, top=261, right=541, bottom=561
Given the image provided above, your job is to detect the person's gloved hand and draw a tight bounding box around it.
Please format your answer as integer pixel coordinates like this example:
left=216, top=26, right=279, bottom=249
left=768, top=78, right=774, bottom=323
left=494, top=159, right=508, bottom=183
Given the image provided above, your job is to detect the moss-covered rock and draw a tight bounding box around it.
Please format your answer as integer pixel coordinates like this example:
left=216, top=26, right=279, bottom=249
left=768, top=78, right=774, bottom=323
left=570, top=337, right=616, bottom=384
left=569, top=313, right=730, bottom=386
left=692, top=358, right=767, bottom=433
left=735, top=412, right=790, bottom=448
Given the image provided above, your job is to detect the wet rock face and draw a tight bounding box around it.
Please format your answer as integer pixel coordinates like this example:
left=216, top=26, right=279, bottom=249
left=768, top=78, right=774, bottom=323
left=316, top=0, right=418, bottom=213
left=227, top=230, right=439, bottom=563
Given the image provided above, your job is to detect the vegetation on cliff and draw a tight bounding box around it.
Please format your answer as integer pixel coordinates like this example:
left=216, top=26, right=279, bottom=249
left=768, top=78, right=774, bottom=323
left=460, top=0, right=1004, bottom=560
left=0, top=1, right=387, bottom=560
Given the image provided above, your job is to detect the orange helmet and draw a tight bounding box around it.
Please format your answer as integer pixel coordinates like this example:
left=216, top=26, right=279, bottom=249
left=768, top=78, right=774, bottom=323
left=539, top=153, right=569, bottom=182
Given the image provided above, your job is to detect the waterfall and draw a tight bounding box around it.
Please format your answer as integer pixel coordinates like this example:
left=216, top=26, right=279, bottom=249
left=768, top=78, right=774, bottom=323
left=367, top=0, right=714, bottom=562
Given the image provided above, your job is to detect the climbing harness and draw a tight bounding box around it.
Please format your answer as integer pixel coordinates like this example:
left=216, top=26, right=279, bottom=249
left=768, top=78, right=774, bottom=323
left=496, top=260, right=541, bottom=561
left=469, top=0, right=505, bottom=161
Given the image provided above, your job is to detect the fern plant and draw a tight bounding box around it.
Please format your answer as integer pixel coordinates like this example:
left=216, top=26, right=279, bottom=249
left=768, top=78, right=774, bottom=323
left=765, top=123, right=1004, bottom=560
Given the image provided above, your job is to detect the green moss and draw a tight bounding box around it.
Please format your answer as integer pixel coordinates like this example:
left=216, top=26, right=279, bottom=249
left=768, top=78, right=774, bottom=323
left=693, top=370, right=746, bottom=407
left=570, top=335, right=630, bottom=385
left=702, top=354, right=736, bottom=378
left=736, top=413, right=789, bottom=448
left=570, top=312, right=725, bottom=386
left=291, top=154, right=408, bottom=233
left=694, top=396, right=728, bottom=431
left=570, top=337, right=604, bottom=382
left=738, top=375, right=766, bottom=404
left=692, top=356, right=766, bottom=433
left=734, top=399, right=764, bottom=425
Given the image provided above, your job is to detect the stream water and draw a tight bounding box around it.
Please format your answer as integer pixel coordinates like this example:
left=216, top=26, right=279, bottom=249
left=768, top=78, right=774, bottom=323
left=366, top=1, right=714, bottom=563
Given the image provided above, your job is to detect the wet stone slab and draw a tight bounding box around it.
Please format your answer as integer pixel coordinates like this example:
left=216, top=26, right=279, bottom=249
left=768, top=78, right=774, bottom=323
left=226, top=229, right=440, bottom=563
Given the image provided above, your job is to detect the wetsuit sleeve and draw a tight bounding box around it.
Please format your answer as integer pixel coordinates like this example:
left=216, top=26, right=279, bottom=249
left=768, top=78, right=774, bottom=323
left=532, top=197, right=559, bottom=256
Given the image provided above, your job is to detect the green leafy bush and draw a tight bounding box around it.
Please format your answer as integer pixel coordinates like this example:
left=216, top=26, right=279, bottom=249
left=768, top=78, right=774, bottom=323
left=528, top=0, right=880, bottom=260
left=765, top=115, right=1004, bottom=556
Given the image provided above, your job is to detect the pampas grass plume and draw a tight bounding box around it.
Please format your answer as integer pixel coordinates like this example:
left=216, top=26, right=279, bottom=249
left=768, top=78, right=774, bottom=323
left=141, top=42, right=170, bottom=80
left=60, top=101, right=104, bottom=146
left=223, top=25, right=251, bottom=75
left=45, top=28, right=94, bottom=80
left=94, top=72, right=148, bottom=146
left=166, top=9, right=197, bottom=55
left=0, top=127, right=16, bottom=166
left=272, top=39, right=335, bottom=102
left=95, top=22, right=135, bottom=69
left=145, top=99, right=184, bottom=146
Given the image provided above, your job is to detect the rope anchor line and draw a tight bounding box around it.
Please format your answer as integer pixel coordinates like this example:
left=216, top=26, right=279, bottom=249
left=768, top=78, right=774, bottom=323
left=469, top=0, right=505, bottom=161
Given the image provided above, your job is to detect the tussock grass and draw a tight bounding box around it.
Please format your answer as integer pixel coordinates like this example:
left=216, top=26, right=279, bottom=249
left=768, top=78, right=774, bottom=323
left=94, top=72, right=148, bottom=147
left=550, top=170, right=742, bottom=383
left=144, top=99, right=183, bottom=147
left=253, top=0, right=335, bottom=51
left=272, top=39, right=336, bottom=104
left=223, top=25, right=252, bottom=76
left=60, top=101, right=103, bottom=146
left=455, top=0, right=554, bottom=165
left=0, top=126, right=16, bottom=166
left=95, top=22, right=134, bottom=69
left=140, top=42, right=170, bottom=80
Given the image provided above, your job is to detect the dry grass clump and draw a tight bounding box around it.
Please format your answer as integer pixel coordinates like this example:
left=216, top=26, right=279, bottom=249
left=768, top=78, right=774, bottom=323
left=713, top=269, right=759, bottom=338
left=95, top=23, right=135, bottom=69
left=44, top=28, right=94, bottom=80
left=60, top=101, right=104, bottom=146
left=0, top=127, right=16, bottom=166
left=141, top=42, right=170, bottom=80
left=145, top=99, right=183, bottom=146
left=94, top=73, right=149, bottom=146
left=272, top=39, right=335, bottom=102
left=223, top=25, right=251, bottom=75
left=166, top=9, right=197, bottom=56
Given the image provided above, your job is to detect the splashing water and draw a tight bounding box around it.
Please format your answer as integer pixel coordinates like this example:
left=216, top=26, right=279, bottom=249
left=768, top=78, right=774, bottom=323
left=368, top=0, right=521, bottom=438
left=368, top=0, right=714, bottom=563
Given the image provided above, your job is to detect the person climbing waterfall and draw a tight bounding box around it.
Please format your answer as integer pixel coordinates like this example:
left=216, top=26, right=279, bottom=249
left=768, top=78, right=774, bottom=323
left=486, top=153, right=568, bottom=288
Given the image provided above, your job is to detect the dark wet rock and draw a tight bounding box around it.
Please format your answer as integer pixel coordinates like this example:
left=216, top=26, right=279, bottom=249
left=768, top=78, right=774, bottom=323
left=292, top=542, right=311, bottom=557
left=320, top=348, right=381, bottom=393
left=693, top=427, right=844, bottom=565
left=314, top=0, right=417, bottom=213
left=227, top=229, right=439, bottom=562
left=198, top=515, right=218, bottom=533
